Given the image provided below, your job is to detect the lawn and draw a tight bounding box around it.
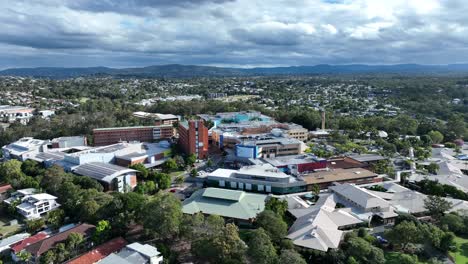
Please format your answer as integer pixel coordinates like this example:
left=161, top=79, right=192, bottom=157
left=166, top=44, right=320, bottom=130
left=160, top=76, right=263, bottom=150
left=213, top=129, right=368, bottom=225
left=170, top=170, right=186, bottom=178
left=450, top=235, right=468, bottom=264
left=0, top=215, right=22, bottom=237
left=384, top=252, right=430, bottom=264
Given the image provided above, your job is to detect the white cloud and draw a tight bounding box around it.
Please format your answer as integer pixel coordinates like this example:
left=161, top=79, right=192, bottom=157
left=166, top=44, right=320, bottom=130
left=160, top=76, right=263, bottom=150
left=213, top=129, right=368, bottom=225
left=0, top=0, right=467, bottom=67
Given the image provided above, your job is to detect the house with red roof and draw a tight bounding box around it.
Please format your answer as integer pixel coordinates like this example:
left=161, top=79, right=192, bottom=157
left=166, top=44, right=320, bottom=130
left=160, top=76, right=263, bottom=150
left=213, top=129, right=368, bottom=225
left=22, top=223, right=95, bottom=262
left=65, top=237, right=127, bottom=264
left=10, top=232, right=48, bottom=262
left=0, top=183, right=12, bottom=201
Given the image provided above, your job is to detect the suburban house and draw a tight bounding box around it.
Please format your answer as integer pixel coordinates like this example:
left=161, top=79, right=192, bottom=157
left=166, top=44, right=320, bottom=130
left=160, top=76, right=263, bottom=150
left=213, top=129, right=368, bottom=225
left=182, top=188, right=267, bottom=223
left=0, top=183, right=13, bottom=201
left=4, top=189, right=61, bottom=219
left=22, top=223, right=95, bottom=262
left=65, top=237, right=128, bottom=264
left=10, top=232, right=48, bottom=262
left=17, top=194, right=60, bottom=219
left=0, top=233, right=30, bottom=253
left=98, top=242, right=163, bottom=264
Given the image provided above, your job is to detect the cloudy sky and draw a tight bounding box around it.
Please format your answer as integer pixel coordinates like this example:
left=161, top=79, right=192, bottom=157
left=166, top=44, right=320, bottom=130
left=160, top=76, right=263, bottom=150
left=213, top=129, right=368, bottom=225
left=1, top=0, right=468, bottom=68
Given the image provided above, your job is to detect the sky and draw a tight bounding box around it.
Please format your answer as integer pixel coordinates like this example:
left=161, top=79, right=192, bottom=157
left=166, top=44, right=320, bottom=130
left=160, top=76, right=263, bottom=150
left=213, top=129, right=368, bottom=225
left=1, top=0, right=468, bottom=68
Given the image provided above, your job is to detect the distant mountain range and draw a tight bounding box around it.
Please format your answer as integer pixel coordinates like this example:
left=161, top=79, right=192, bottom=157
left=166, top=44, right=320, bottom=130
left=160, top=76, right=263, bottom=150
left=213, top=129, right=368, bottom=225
left=2, top=64, right=468, bottom=78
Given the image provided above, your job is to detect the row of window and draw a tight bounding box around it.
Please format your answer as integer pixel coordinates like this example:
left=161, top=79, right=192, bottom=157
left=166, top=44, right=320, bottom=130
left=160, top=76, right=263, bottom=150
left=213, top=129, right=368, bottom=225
left=218, top=180, right=272, bottom=192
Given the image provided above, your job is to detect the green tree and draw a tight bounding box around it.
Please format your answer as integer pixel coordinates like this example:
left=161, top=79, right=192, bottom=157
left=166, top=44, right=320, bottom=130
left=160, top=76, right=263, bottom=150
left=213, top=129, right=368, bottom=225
left=130, top=163, right=149, bottom=179
left=186, top=154, right=197, bottom=167
left=278, top=249, right=306, bottom=264
left=21, top=159, right=43, bottom=177
left=311, top=184, right=320, bottom=196
left=80, top=200, right=100, bottom=223
left=26, top=218, right=45, bottom=233
left=385, top=221, right=422, bottom=251
left=66, top=232, right=84, bottom=256
left=424, top=195, right=452, bottom=220
left=40, top=250, right=56, bottom=264
left=440, top=231, right=456, bottom=252
left=47, top=209, right=65, bottom=229
left=386, top=253, right=418, bottom=264
left=163, top=158, right=178, bottom=172
left=427, top=163, right=440, bottom=174
left=41, top=165, right=71, bottom=195
left=192, top=223, right=247, bottom=263
left=16, top=250, right=32, bottom=262
left=0, top=159, right=25, bottom=187
left=190, top=168, right=198, bottom=178
left=154, top=172, right=171, bottom=190
left=54, top=243, right=69, bottom=263
left=441, top=213, right=464, bottom=233
left=247, top=228, right=278, bottom=264
left=428, top=131, right=444, bottom=144
left=93, top=220, right=112, bottom=244
left=265, top=197, right=288, bottom=217
left=256, top=210, right=288, bottom=244
left=141, top=193, right=183, bottom=239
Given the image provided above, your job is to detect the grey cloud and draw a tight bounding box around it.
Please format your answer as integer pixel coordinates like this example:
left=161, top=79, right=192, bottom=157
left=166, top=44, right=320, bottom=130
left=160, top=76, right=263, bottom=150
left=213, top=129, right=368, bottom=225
left=66, top=0, right=236, bottom=15
left=1, top=0, right=468, bottom=68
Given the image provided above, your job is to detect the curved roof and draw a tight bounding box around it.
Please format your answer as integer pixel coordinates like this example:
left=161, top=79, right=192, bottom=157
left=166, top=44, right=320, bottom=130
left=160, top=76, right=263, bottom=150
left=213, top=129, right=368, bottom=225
left=73, top=162, right=136, bottom=183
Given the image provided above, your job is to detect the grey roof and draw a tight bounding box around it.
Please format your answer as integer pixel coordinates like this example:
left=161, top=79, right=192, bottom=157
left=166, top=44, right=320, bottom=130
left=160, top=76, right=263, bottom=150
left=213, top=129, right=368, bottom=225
left=349, top=154, right=386, bottom=162
left=126, top=243, right=161, bottom=258
left=32, top=151, right=66, bottom=162
left=330, top=184, right=390, bottom=209
left=98, top=243, right=161, bottom=264
left=286, top=194, right=362, bottom=252
left=73, top=162, right=136, bottom=183
left=0, top=233, right=30, bottom=250
left=98, top=253, right=133, bottom=264
left=262, top=154, right=325, bottom=167
left=182, top=188, right=267, bottom=220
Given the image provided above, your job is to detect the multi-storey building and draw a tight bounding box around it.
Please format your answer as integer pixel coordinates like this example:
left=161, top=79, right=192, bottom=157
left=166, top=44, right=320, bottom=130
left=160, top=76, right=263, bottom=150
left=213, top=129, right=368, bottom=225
left=207, top=164, right=306, bottom=194
left=2, top=137, right=48, bottom=161
left=133, top=111, right=179, bottom=126
left=93, top=125, right=174, bottom=146
left=4, top=189, right=60, bottom=219
left=0, top=105, right=35, bottom=124
left=178, top=120, right=208, bottom=159
left=236, top=137, right=306, bottom=159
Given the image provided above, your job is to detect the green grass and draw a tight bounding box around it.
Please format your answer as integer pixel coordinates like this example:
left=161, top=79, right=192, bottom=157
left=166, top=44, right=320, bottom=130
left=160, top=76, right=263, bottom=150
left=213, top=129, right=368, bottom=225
left=450, top=235, right=468, bottom=264
left=0, top=215, right=22, bottom=237
left=169, top=171, right=185, bottom=177
left=384, top=252, right=428, bottom=264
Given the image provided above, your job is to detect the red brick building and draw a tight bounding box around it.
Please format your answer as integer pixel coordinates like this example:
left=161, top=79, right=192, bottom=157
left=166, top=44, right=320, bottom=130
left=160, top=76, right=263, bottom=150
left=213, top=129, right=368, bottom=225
left=178, top=120, right=208, bottom=159
left=93, top=125, right=173, bottom=146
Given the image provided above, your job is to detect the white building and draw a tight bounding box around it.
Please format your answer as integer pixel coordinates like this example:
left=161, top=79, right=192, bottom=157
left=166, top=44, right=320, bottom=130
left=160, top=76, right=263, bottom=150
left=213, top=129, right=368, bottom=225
left=0, top=105, right=34, bottom=124
left=16, top=194, right=60, bottom=219
left=2, top=137, right=48, bottom=161
left=4, top=189, right=60, bottom=219
left=99, top=242, right=163, bottom=264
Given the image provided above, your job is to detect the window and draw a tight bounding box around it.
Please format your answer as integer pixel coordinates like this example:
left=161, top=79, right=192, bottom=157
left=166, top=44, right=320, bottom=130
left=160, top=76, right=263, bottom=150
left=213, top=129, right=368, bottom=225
left=219, top=180, right=225, bottom=187
left=238, top=182, right=244, bottom=189
left=246, top=183, right=252, bottom=190
left=266, top=185, right=272, bottom=192
left=230, top=182, right=237, bottom=188
left=258, top=184, right=264, bottom=192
